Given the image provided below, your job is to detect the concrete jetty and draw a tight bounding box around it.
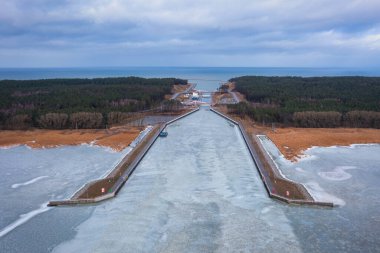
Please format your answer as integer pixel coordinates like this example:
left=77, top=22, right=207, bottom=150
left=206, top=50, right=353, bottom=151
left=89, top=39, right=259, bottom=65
left=48, top=108, right=200, bottom=206
left=210, top=108, right=334, bottom=207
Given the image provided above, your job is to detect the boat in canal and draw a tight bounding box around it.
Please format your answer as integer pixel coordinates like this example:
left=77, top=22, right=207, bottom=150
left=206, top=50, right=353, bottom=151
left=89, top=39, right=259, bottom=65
left=159, top=131, right=168, bottom=137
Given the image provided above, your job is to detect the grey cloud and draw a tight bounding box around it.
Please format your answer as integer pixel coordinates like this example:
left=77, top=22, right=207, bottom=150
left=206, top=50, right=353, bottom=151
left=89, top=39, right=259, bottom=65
left=0, top=0, right=379, bottom=67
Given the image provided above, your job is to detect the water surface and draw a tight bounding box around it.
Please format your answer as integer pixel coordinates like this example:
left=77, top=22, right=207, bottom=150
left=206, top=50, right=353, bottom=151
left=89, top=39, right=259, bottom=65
left=1, top=67, right=380, bottom=91
left=0, top=107, right=379, bottom=252
left=259, top=137, right=380, bottom=252
left=52, top=107, right=303, bottom=253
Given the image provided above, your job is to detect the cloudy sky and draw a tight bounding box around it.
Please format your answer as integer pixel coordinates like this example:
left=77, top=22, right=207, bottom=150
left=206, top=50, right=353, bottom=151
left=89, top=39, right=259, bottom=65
left=0, top=0, right=379, bottom=67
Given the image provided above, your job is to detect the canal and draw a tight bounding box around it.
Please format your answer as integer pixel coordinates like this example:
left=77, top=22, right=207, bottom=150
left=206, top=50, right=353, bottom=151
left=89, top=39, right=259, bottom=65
left=52, top=106, right=303, bottom=252
left=1, top=107, right=379, bottom=252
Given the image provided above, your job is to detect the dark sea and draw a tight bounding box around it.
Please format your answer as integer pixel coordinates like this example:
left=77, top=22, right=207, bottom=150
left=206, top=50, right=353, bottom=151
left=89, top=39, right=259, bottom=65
left=1, top=67, right=380, bottom=91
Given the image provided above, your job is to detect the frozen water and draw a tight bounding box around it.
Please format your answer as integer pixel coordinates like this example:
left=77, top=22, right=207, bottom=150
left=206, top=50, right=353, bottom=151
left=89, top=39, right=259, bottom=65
left=52, top=108, right=302, bottom=253
left=318, top=166, right=357, bottom=181
left=259, top=136, right=380, bottom=252
left=304, top=181, right=346, bottom=206
left=0, top=202, right=51, bottom=238
left=0, top=144, right=131, bottom=250
left=1, top=108, right=380, bottom=252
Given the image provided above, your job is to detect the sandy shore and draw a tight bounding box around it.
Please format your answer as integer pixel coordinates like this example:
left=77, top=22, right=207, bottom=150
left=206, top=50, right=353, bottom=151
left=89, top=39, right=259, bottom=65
left=213, top=106, right=380, bottom=161
left=264, top=127, right=380, bottom=161
left=0, top=127, right=142, bottom=151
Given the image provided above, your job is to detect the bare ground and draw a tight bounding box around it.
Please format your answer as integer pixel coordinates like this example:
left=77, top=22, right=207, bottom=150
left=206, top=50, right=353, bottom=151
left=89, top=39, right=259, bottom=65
left=215, top=105, right=380, bottom=161
left=265, top=127, right=380, bottom=161
left=0, top=127, right=142, bottom=151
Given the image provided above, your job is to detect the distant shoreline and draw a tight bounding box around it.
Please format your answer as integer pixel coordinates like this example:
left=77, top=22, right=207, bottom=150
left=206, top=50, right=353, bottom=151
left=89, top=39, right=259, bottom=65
left=1, top=67, right=380, bottom=81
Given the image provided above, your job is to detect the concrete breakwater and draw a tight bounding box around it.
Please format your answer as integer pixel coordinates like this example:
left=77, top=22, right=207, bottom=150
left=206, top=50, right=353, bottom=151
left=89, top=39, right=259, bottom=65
left=48, top=106, right=332, bottom=207
left=48, top=108, right=200, bottom=206
left=210, top=108, right=334, bottom=207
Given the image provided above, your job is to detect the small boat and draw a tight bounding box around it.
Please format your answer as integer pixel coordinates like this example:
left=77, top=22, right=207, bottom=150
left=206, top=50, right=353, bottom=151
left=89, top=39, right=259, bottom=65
left=159, top=131, right=168, bottom=137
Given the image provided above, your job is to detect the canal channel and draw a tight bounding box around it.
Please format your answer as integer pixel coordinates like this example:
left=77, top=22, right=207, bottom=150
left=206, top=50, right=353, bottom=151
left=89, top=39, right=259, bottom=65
left=1, top=106, right=379, bottom=252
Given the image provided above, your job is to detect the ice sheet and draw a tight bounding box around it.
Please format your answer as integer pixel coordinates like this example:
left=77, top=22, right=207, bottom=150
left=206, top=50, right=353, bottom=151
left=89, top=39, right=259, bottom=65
left=52, top=108, right=302, bottom=253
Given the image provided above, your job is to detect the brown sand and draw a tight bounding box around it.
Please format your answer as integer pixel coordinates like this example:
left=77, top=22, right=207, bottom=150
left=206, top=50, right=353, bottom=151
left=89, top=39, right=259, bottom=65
left=0, top=127, right=142, bottom=151
left=214, top=105, right=380, bottom=161
left=265, top=127, right=380, bottom=161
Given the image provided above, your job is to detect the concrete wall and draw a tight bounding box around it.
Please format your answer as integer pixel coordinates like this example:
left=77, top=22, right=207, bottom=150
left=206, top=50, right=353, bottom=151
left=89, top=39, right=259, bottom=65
left=48, top=107, right=200, bottom=207
left=210, top=108, right=334, bottom=208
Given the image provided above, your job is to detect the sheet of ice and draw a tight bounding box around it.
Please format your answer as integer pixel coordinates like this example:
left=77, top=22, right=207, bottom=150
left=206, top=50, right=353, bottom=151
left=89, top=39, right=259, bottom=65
left=0, top=145, right=130, bottom=235
left=2, top=108, right=380, bottom=252
left=258, top=135, right=355, bottom=205
left=259, top=137, right=380, bottom=252
left=53, top=108, right=302, bottom=253
left=0, top=203, right=51, bottom=238
left=304, top=181, right=346, bottom=206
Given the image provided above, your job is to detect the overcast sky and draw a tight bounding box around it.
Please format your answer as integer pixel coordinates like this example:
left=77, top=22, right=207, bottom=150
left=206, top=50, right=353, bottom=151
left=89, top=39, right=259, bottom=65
left=0, top=0, right=379, bottom=67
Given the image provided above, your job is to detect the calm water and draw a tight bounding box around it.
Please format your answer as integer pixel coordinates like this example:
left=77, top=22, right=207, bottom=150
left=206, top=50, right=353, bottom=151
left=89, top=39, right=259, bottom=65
left=1, top=67, right=380, bottom=91
left=1, top=108, right=379, bottom=252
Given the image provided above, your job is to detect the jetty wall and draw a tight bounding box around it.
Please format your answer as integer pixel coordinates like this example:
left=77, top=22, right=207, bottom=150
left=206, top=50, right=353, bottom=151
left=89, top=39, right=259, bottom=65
left=48, top=107, right=200, bottom=206
left=210, top=108, right=333, bottom=207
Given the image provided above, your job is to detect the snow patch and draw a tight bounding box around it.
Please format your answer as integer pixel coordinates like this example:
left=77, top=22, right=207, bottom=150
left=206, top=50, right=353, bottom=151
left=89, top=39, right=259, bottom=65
left=295, top=167, right=305, bottom=173
left=130, top=125, right=153, bottom=148
left=305, top=181, right=345, bottom=206
left=11, top=176, right=49, bottom=189
left=0, top=144, right=21, bottom=149
left=295, top=153, right=319, bottom=162
left=0, top=202, right=51, bottom=238
left=261, top=206, right=274, bottom=214
left=318, top=166, right=357, bottom=181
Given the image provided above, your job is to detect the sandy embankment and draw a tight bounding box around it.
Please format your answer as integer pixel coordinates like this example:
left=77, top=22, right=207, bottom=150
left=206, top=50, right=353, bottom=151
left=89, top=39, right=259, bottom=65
left=0, top=127, right=142, bottom=151
left=215, top=106, right=380, bottom=161
left=264, top=128, right=380, bottom=161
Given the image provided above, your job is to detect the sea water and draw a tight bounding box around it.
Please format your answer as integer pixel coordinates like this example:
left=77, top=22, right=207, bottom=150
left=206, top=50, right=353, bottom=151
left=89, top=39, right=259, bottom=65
left=1, top=67, right=380, bottom=91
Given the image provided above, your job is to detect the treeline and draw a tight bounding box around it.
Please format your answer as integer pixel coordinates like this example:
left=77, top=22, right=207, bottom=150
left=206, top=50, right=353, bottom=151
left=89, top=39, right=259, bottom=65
left=226, top=76, right=380, bottom=128
left=231, top=76, right=380, bottom=112
left=294, top=111, right=380, bottom=128
left=228, top=102, right=380, bottom=128
left=0, top=77, right=187, bottom=129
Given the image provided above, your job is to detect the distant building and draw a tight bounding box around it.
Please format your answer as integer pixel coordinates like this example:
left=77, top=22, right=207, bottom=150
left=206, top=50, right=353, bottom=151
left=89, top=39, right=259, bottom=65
left=192, top=92, right=199, bottom=100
